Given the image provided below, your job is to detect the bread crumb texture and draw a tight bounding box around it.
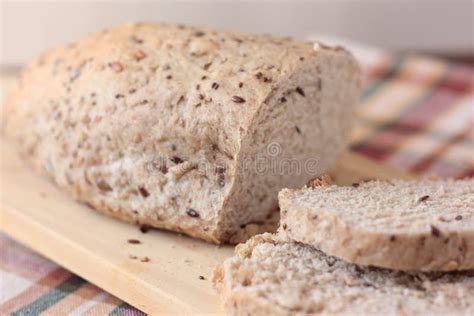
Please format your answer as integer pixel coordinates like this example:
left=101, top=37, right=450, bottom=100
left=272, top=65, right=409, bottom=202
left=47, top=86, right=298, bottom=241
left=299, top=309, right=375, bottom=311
left=213, top=233, right=474, bottom=315
left=279, top=178, right=474, bottom=271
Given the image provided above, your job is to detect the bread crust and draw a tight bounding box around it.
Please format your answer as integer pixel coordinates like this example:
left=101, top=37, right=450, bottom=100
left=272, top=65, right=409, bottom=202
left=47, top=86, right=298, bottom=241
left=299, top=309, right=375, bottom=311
left=279, top=178, right=474, bottom=271
left=3, top=23, right=360, bottom=243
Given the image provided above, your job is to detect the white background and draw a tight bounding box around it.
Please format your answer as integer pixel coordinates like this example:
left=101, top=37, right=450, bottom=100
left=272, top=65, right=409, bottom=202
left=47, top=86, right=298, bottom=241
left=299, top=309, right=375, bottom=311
left=1, top=0, right=473, bottom=66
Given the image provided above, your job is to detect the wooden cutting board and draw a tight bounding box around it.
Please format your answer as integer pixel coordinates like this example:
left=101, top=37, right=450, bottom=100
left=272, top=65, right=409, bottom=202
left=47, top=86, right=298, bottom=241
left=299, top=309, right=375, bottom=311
left=0, top=137, right=415, bottom=314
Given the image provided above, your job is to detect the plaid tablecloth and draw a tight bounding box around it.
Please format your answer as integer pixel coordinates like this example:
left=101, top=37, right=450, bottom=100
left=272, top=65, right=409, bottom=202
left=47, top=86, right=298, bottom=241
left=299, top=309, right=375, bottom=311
left=1, top=50, right=473, bottom=315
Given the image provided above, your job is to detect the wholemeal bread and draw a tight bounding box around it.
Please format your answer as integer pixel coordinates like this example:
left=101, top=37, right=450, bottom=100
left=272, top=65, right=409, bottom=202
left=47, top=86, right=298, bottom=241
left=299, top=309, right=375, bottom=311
left=2, top=23, right=361, bottom=243
left=279, top=177, right=474, bottom=271
left=212, top=233, right=474, bottom=315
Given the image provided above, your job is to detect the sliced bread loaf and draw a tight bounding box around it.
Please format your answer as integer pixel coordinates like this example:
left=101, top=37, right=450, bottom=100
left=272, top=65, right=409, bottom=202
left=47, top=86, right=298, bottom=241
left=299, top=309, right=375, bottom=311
left=279, top=177, right=474, bottom=271
left=212, top=233, right=474, bottom=315
left=2, top=23, right=360, bottom=243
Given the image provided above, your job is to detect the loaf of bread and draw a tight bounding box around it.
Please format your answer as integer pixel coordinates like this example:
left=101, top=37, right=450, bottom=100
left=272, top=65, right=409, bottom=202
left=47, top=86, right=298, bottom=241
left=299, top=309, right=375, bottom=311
left=2, top=23, right=360, bottom=243
left=212, top=233, right=474, bottom=315
left=279, top=177, right=474, bottom=271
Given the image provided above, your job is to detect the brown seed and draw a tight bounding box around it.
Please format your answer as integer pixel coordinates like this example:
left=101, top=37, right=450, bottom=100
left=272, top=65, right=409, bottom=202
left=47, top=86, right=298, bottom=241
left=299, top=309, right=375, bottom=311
left=193, top=31, right=205, bottom=37
left=211, top=82, right=219, bottom=90
left=139, top=225, right=150, bottom=233
left=352, top=182, right=360, bottom=188
left=140, top=256, right=150, bottom=262
left=171, top=156, right=184, bottom=164
left=134, top=50, right=146, bottom=61
left=296, top=87, right=305, bottom=97
left=389, top=235, right=396, bottom=242
left=159, top=164, right=168, bottom=174
left=109, top=62, right=124, bottom=73
left=138, top=187, right=150, bottom=198
left=255, top=72, right=263, bottom=79
left=455, top=215, right=463, bottom=220
left=96, top=180, right=112, bottom=191
left=203, top=62, right=212, bottom=70
left=201, top=75, right=208, bottom=80
left=280, top=97, right=287, bottom=103
left=115, top=94, right=125, bottom=99
left=431, top=225, right=441, bottom=237
left=418, top=195, right=430, bottom=202
left=166, top=75, right=172, bottom=80
left=232, top=96, right=246, bottom=103
left=127, top=239, right=141, bottom=244
left=238, top=82, right=243, bottom=88
left=199, top=275, right=206, bottom=280
left=186, top=208, right=200, bottom=218
left=295, top=126, right=301, bottom=134
left=133, top=134, right=142, bottom=143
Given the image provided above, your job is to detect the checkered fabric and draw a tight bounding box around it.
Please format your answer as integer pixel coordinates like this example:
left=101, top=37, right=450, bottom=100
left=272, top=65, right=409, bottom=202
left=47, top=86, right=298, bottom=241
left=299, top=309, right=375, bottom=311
left=1, top=52, right=473, bottom=315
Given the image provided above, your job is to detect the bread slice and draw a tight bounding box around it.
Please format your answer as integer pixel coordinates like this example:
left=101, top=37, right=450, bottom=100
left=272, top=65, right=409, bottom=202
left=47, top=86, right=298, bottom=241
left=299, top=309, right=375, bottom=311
left=279, top=177, right=474, bottom=271
left=213, top=233, right=474, bottom=315
left=2, top=23, right=360, bottom=243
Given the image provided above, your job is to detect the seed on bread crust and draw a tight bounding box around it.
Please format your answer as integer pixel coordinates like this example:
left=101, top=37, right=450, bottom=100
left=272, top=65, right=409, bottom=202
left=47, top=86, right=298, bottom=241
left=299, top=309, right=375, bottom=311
left=296, top=86, right=305, bottom=97
left=97, top=179, right=112, bottom=191
left=108, top=61, right=124, bottom=73
left=418, top=195, right=430, bottom=203
left=430, top=225, right=441, bottom=237
left=232, top=96, right=246, bottom=103
left=134, top=50, right=146, bottom=61
left=193, top=31, right=205, bottom=37
left=186, top=208, right=200, bottom=218
left=138, top=187, right=150, bottom=198
left=171, top=156, right=184, bottom=164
